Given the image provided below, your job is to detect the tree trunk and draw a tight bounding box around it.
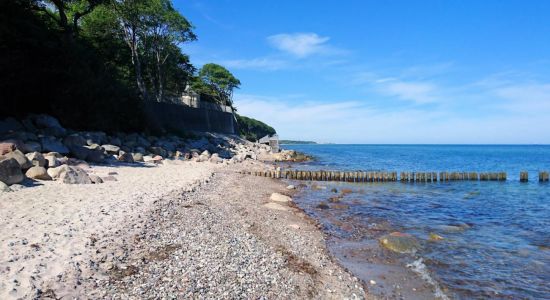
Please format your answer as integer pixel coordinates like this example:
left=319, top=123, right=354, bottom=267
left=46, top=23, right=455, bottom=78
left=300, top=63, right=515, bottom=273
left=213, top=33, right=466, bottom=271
left=155, top=51, right=163, bottom=102
left=133, top=49, right=148, bottom=100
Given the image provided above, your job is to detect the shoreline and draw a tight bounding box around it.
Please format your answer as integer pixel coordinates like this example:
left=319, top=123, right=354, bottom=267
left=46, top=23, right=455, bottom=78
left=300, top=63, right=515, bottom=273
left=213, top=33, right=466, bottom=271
left=0, top=159, right=368, bottom=299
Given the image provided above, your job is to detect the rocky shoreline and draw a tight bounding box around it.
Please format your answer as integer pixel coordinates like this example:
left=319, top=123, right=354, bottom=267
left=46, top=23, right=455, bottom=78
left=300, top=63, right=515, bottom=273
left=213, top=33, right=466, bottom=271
left=0, top=115, right=367, bottom=299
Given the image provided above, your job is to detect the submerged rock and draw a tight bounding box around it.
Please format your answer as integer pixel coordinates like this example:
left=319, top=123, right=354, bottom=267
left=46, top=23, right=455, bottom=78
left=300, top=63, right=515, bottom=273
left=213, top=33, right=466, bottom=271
left=316, top=202, right=330, bottom=209
left=429, top=233, right=444, bottom=241
left=379, top=232, right=420, bottom=253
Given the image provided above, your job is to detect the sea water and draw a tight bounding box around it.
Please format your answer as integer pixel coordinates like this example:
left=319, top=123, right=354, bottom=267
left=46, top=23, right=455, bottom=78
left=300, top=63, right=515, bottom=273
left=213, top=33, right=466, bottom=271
left=282, top=144, right=550, bottom=299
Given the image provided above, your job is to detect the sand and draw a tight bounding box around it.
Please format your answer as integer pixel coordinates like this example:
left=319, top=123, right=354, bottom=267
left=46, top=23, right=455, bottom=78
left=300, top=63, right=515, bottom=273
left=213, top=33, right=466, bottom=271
left=0, top=160, right=368, bottom=299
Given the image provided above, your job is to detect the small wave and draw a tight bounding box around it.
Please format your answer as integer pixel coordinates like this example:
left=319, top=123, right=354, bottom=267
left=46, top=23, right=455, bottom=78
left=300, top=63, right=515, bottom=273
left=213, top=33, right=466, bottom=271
left=406, top=258, right=450, bottom=300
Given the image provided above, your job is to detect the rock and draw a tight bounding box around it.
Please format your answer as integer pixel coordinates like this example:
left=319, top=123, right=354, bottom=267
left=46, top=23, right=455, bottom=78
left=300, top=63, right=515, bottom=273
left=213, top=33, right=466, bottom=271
left=0, top=117, right=23, bottom=134
left=331, top=188, right=338, bottom=193
left=102, top=176, right=118, bottom=182
left=0, top=158, right=24, bottom=185
left=41, top=137, right=69, bottom=154
left=44, top=155, right=61, bottom=168
left=149, top=146, right=167, bottom=157
left=69, top=145, right=91, bottom=160
left=22, top=141, right=42, bottom=153
left=270, top=193, right=292, bottom=203
left=209, top=153, right=223, bottom=164
left=33, top=114, right=62, bottom=129
left=25, top=166, right=51, bottom=180
left=63, top=135, right=87, bottom=148
left=25, top=152, right=46, bottom=167
left=436, top=224, right=469, bottom=233
left=328, top=196, right=342, bottom=203
left=2, top=150, right=32, bottom=170
left=117, top=151, right=134, bottom=163
left=131, top=152, right=144, bottom=162
left=58, top=166, right=92, bottom=184
left=429, top=233, right=444, bottom=241
left=152, top=155, right=163, bottom=163
left=85, top=148, right=105, bottom=163
left=89, top=174, right=104, bottom=184
left=201, top=150, right=211, bottom=157
left=0, top=142, right=16, bottom=155
left=101, top=144, right=120, bottom=155
left=47, top=165, right=69, bottom=179
left=0, top=181, right=10, bottom=192
left=379, top=232, right=420, bottom=253
left=109, top=137, right=122, bottom=146
left=286, top=185, right=296, bottom=190
left=316, top=202, right=330, bottom=209
left=263, top=202, right=289, bottom=211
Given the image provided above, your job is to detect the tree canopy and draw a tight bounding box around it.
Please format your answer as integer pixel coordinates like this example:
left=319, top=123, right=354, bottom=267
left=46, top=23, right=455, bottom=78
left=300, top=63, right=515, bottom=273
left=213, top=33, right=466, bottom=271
left=0, top=0, right=272, bottom=138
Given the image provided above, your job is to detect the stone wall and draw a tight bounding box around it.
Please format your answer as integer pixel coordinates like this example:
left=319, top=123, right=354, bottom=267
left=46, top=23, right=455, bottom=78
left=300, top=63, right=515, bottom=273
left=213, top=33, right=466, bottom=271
left=144, top=101, right=237, bottom=134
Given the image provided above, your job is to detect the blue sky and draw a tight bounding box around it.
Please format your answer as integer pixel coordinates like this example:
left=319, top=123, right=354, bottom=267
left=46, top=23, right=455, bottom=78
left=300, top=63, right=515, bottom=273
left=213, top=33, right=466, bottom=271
left=175, top=0, right=550, bottom=144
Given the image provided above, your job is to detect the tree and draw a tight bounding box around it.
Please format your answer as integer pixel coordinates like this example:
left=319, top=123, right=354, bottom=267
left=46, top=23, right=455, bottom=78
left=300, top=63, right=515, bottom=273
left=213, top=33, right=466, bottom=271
left=111, top=0, right=195, bottom=101
left=142, top=0, right=196, bottom=101
left=33, top=0, right=107, bottom=40
left=198, top=63, right=240, bottom=106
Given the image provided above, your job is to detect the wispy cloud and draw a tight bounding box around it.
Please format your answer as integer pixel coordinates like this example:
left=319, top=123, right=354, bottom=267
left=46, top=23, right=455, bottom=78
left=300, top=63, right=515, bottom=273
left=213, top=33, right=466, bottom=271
left=267, top=33, right=340, bottom=58
left=221, top=57, right=289, bottom=70
left=234, top=93, right=550, bottom=144
left=353, top=72, right=441, bottom=104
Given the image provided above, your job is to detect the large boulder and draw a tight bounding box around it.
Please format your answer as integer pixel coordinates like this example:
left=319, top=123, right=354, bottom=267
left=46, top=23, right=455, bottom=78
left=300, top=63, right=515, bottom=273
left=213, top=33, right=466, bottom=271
left=68, top=145, right=91, bottom=160
left=22, top=141, right=42, bottom=153
left=149, top=146, right=167, bottom=157
left=117, top=151, right=134, bottom=163
left=379, top=232, right=420, bottom=254
left=25, top=166, right=51, bottom=180
left=0, top=158, right=24, bottom=185
left=0, top=181, right=10, bottom=192
left=101, top=144, right=120, bottom=155
left=2, top=150, right=32, bottom=170
left=33, top=114, right=62, bottom=129
left=0, top=117, right=23, bottom=134
left=41, top=137, right=69, bottom=154
left=63, top=135, right=87, bottom=148
left=25, top=152, right=46, bottom=167
left=209, top=153, right=223, bottom=164
left=84, top=147, right=105, bottom=163
left=48, top=165, right=92, bottom=184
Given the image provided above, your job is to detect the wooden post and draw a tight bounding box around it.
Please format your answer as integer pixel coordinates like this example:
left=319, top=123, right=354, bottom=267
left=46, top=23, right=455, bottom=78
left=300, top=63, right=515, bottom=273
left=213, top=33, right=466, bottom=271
left=540, top=171, right=549, bottom=182
left=520, top=171, right=528, bottom=182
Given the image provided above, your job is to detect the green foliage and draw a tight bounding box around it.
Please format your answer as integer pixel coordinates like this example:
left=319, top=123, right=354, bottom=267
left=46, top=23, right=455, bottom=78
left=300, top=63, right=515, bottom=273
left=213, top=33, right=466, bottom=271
left=197, top=63, right=240, bottom=106
left=236, top=114, right=276, bottom=142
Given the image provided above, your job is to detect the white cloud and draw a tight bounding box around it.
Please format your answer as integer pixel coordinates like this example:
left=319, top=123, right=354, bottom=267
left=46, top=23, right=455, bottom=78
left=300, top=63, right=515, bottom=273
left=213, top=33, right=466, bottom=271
left=353, top=73, right=440, bottom=104
left=234, top=93, right=550, bottom=144
left=221, top=57, right=289, bottom=70
left=267, top=33, right=333, bottom=58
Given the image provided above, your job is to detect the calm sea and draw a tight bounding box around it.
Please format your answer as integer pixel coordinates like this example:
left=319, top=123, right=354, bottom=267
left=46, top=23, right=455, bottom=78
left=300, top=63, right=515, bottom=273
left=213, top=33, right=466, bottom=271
left=282, top=144, right=550, bottom=299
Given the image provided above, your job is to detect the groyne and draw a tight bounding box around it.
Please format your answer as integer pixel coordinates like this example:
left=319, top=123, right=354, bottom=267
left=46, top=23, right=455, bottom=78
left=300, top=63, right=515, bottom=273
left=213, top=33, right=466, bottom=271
left=242, top=170, right=550, bottom=183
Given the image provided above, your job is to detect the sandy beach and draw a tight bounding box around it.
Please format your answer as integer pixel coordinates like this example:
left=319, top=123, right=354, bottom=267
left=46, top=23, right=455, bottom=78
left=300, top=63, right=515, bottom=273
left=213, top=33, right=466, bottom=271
left=0, top=159, right=367, bottom=299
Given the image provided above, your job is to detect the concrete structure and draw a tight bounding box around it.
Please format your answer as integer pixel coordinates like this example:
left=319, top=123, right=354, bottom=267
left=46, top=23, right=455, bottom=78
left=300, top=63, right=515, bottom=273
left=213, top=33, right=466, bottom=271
left=259, top=134, right=279, bottom=153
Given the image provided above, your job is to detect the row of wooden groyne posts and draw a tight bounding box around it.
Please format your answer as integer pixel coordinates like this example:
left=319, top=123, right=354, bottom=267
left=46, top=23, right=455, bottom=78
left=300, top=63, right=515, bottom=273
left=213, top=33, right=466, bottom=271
left=241, top=170, right=550, bottom=183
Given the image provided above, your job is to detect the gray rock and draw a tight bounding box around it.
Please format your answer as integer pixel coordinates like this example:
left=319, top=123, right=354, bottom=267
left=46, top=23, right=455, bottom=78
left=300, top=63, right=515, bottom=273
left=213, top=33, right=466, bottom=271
left=85, top=148, right=105, bottom=163
left=2, top=150, right=32, bottom=169
left=58, top=166, right=92, bottom=184
left=47, top=165, right=68, bottom=179
left=0, top=158, right=24, bottom=185
left=89, top=174, right=104, bottom=184
left=63, top=134, right=87, bottom=147
left=25, top=166, right=51, bottom=180
left=102, top=175, right=118, bottom=182
left=68, top=145, right=91, bottom=160
left=209, top=153, right=223, bottom=164
left=0, top=117, right=23, bottom=134
left=0, top=181, right=10, bottom=192
left=41, top=137, right=69, bottom=154
left=42, top=126, right=66, bottom=137
left=33, top=114, right=62, bottom=129
left=149, top=146, right=167, bottom=157
left=22, top=141, right=42, bottom=153
left=102, top=144, right=120, bottom=155
left=132, top=152, right=144, bottom=162
left=109, top=137, right=122, bottom=146
left=25, top=152, right=46, bottom=167
left=117, top=151, right=134, bottom=163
